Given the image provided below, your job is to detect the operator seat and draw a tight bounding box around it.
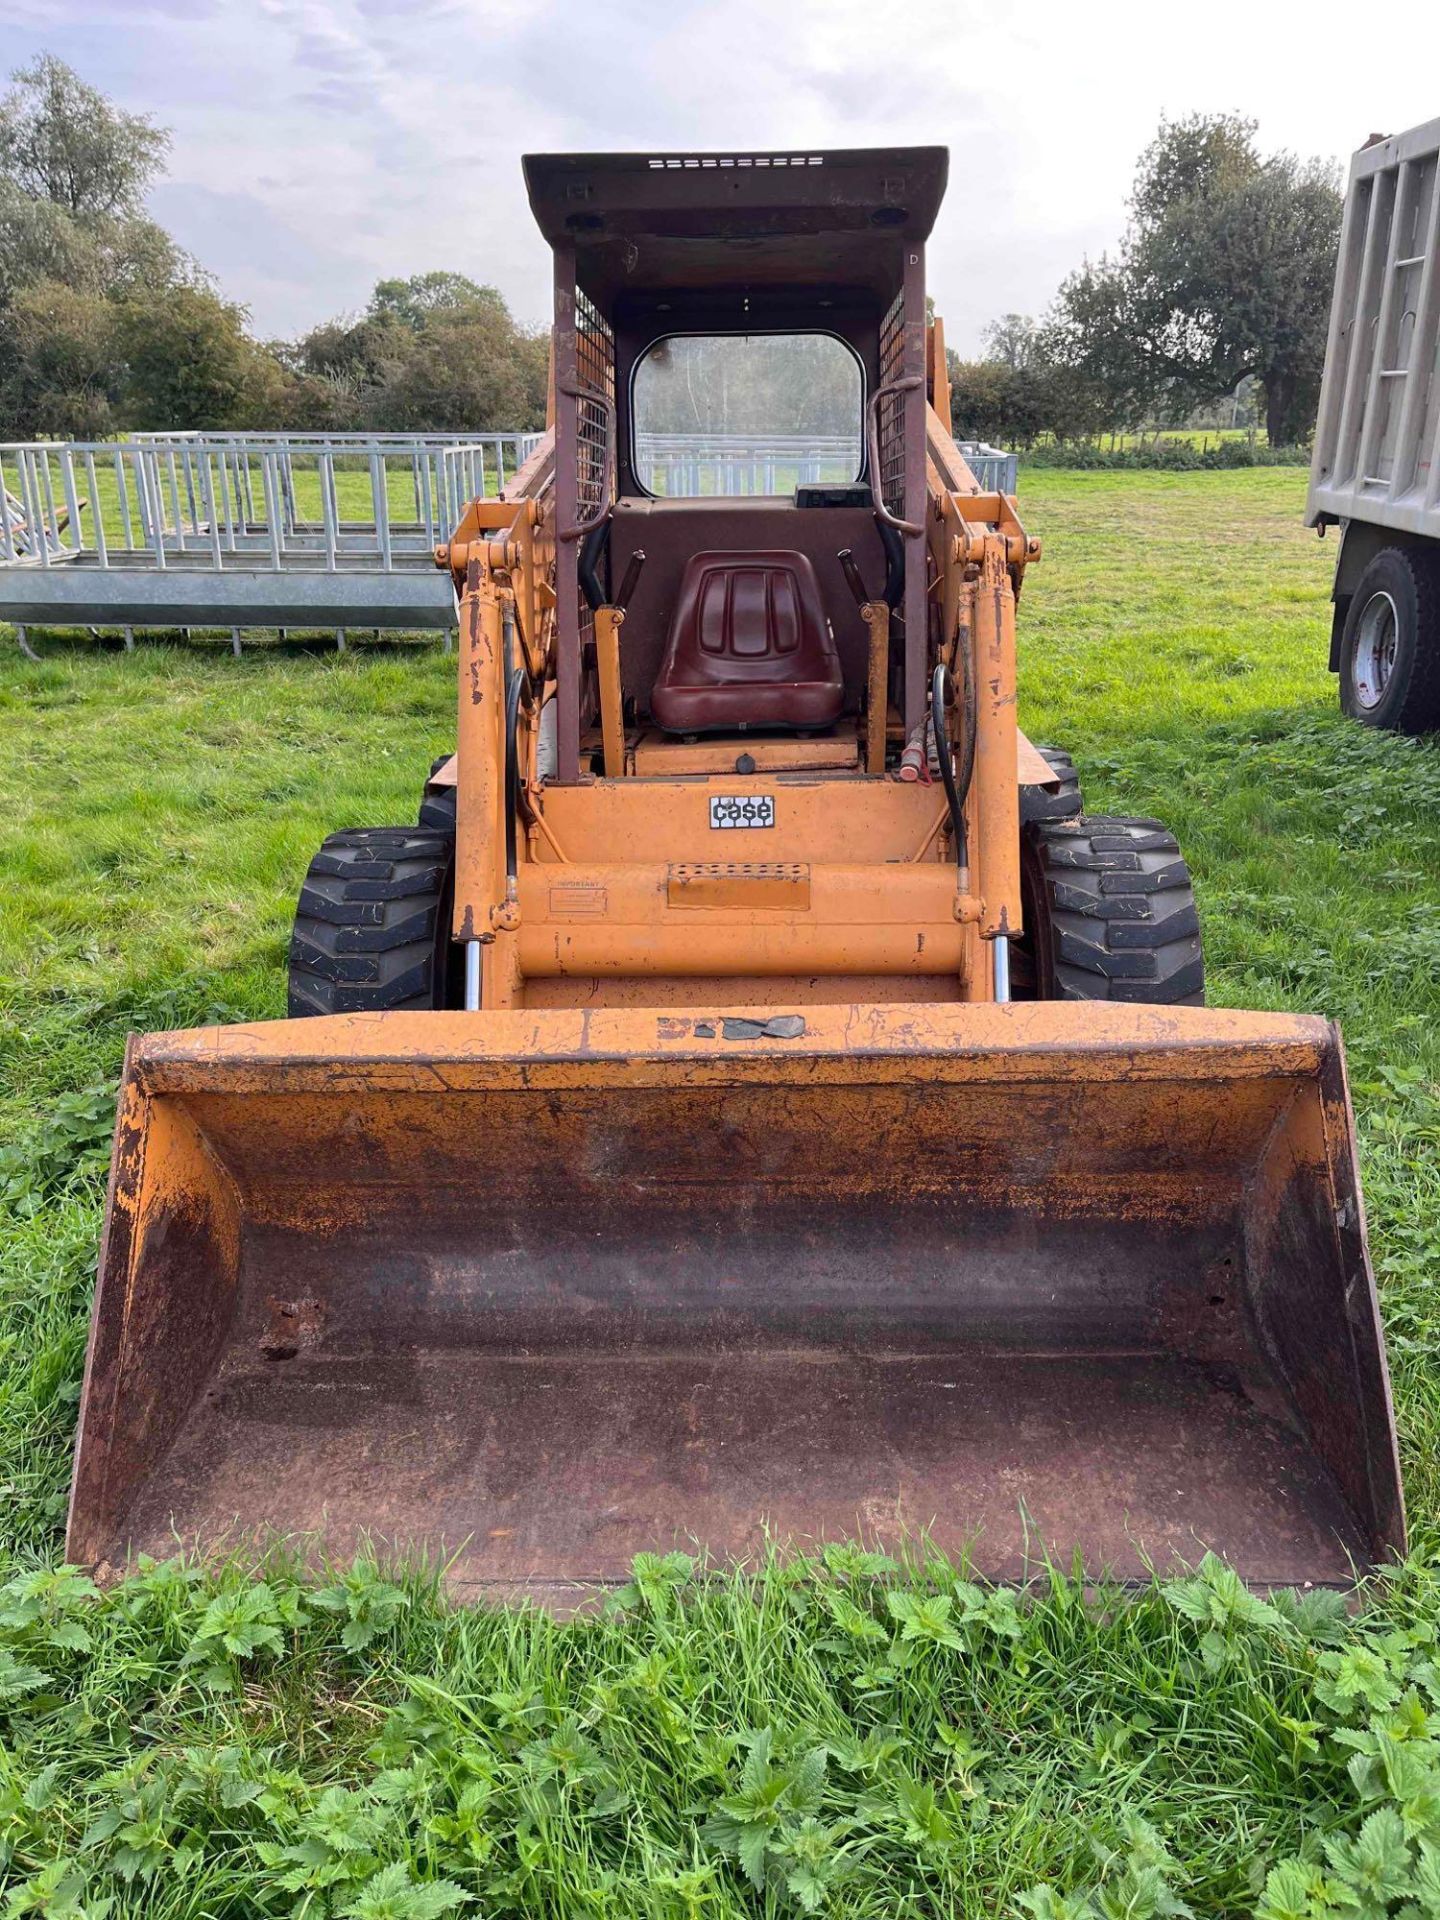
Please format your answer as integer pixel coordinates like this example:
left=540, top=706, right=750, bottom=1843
left=650, top=549, right=844, bottom=733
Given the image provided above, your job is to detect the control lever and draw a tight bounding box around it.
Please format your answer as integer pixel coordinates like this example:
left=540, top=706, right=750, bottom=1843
left=614, top=548, right=646, bottom=611
left=838, top=547, right=872, bottom=609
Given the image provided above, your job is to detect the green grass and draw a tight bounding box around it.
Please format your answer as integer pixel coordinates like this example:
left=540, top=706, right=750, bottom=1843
left=2, top=467, right=1440, bottom=1916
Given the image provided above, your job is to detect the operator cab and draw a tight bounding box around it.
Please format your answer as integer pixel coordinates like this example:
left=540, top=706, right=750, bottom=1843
left=521, top=147, right=949, bottom=781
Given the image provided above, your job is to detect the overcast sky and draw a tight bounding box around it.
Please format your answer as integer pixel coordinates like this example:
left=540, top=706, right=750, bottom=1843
left=6, top=0, right=1440, bottom=353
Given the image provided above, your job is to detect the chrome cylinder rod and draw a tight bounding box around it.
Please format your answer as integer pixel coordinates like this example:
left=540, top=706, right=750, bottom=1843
left=992, top=933, right=1011, bottom=1004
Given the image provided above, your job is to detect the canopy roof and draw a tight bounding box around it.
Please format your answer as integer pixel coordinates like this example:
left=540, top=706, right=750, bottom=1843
left=522, top=147, right=948, bottom=302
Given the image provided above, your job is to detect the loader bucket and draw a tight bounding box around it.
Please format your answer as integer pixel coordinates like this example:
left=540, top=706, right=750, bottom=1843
left=69, top=1003, right=1403, bottom=1600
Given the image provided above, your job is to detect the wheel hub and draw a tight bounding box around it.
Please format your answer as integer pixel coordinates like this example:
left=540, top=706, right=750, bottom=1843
left=1352, top=589, right=1399, bottom=709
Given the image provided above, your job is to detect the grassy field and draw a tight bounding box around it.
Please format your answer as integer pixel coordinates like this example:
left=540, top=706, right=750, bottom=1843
left=2, top=467, right=1440, bottom=1916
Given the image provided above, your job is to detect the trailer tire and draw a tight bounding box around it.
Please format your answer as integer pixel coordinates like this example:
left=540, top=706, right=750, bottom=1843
left=1338, top=546, right=1440, bottom=733
left=1020, top=745, right=1083, bottom=824
left=288, top=827, right=457, bottom=1016
left=1013, top=815, right=1204, bottom=1005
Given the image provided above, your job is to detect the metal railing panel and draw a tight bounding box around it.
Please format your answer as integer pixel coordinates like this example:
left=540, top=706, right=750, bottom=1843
left=0, top=434, right=544, bottom=588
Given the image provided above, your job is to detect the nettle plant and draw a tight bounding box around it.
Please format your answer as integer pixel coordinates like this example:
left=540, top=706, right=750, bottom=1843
left=3, top=1545, right=1440, bottom=1916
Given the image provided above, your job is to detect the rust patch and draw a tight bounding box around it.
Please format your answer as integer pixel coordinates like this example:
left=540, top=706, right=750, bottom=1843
left=260, top=1297, right=326, bottom=1361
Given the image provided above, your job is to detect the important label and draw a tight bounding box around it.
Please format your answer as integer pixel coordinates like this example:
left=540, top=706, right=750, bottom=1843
left=709, top=794, right=775, bottom=830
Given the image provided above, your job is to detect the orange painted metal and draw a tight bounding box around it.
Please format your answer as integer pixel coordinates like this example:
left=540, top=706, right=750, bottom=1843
left=452, top=563, right=508, bottom=948
left=122, top=1001, right=1341, bottom=1087
left=1016, top=730, right=1059, bottom=789
left=928, top=315, right=953, bottom=437
left=863, top=601, right=889, bottom=775
left=666, top=863, right=812, bottom=911
left=69, top=1004, right=1405, bottom=1596
left=972, top=537, right=1021, bottom=940
left=537, top=776, right=948, bottom=866
left=593, top=605, right=626, bottom=777
left=517, top=860, right=972, bottom=978
left=630, top=727, right=861, bottom=776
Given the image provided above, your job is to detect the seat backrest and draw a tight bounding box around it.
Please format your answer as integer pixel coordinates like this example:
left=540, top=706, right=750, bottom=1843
left=610, top=500, right=884, bottom=709
left=661, top=550, right=833, bottom=687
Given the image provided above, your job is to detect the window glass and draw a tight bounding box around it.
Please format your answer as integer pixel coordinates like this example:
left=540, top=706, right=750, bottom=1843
left=632, top=333, right=863, bottom=496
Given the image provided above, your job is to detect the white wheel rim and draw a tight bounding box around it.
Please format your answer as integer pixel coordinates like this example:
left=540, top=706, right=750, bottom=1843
left=1353, top=590, right=1399, bottom=710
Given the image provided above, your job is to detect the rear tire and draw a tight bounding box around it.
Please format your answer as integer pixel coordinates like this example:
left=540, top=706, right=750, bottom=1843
left=1020, top=744, right=1083, bottom=825
left=419, top=754, right=457, bottom=832
left=1013, top=816, right=1204, bottom=1005
left=1338, top=547, right=1440, bottom=733
left=288, top=827, right=457, bottom=1016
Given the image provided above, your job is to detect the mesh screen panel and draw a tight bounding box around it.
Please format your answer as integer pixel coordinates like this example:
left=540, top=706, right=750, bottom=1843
left=878, top=288, right=906, bottom=520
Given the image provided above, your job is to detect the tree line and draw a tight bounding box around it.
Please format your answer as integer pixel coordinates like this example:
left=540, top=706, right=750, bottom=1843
left=947, top=113, right=1343, bottom=449
left=1, top=61, right=1342, bottom=451
left=0, top=56, right=548, bottom=441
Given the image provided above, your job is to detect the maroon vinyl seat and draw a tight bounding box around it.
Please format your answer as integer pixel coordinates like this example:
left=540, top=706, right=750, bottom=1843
left=649, top=549, right=844, bottom=733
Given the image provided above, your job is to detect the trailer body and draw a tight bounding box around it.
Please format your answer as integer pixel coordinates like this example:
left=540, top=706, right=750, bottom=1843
left=1310, top=116, right=1440, bottom=729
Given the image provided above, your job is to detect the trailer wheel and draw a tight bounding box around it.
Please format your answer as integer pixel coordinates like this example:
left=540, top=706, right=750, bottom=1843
left=1012, top=816, right=1204, bottom=1005
left=288, top=827, right=458, bottom=1016
left=1020, top=744, right=1083, bottom=824
left=1339, top=547, right=1440, bottom=733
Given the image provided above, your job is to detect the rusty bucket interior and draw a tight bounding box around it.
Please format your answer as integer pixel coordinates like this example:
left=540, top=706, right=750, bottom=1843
left=68, top=1005, right=1404, bottom=1600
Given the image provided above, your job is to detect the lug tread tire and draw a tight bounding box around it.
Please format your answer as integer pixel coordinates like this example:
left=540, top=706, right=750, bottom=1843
left=419, top=785, right=458, bottom=833
left=1020, top=744, right=1083, bottom=825
left=419, top=754, right=458, bottom=832
left=288, top=827, right=455, bottom=1016
left=1019, top=815, right=1205, bottom=1005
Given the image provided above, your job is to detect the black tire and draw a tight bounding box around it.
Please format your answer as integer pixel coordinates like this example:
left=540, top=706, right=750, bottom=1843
left=288, top=827, right=457, bottom=1016
left=419, top=785, right=457, bottom=833
left=1338, top=546, right=1440, bottom=733
left=1013, top=816, right=1204, bottom=1005
left=419, top=754, right=457, bottom=832
left=1020, top=744, right=1083, bottom=825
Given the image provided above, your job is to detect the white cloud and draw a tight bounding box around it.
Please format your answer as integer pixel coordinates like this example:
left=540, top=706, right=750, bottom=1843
left=9, top=0, right=1440, bottom=348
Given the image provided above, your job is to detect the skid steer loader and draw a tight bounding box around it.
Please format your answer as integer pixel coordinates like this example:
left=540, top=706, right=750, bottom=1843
left=69, top=149, right=1404, bottom=1600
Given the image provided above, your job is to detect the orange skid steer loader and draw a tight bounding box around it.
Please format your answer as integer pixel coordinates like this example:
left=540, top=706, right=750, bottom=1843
left=68, top=149, right=1404, bottom=1601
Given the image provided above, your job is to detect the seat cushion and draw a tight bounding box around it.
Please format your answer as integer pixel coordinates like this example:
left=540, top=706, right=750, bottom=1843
left=650, top=549, right=844, bottom=733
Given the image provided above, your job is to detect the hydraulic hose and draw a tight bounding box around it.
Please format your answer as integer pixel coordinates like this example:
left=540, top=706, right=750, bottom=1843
left=504, top=665, right=525, bottom=888
left=932, top=647, right=976, bottom=874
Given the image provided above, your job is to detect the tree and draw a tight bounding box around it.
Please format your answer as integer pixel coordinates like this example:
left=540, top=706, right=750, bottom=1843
left=118, top=286, right=282, bottom=430
left=0, top=54, right=552, bottom=439
left=284, top=307, right=418, bottom=427
left=981, top=313, right=1041, bottom=371
left=3, top=279, right=119, bottom=436
left=0, top=53, right=168, bottom=219
left=369, top=271, right=506, bottom=331
left=287, top=277, right=547, bottom=433
left=1046, top=114, right=1341, bottom=444
left=946, top=351, right=1108, bottom=450
left=372, top=303, right=546, bottom=433
left=0, top=56, right=220, bottom=434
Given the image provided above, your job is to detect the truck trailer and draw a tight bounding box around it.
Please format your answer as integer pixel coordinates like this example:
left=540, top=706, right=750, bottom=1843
left=1309, top=114, right=1440, bottom=731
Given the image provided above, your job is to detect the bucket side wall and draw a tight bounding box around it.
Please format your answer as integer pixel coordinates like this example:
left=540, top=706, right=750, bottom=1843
left=1242, top=1055, right=1406, bottom=1562
left=67, top=1067, right=244, bottom=1567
